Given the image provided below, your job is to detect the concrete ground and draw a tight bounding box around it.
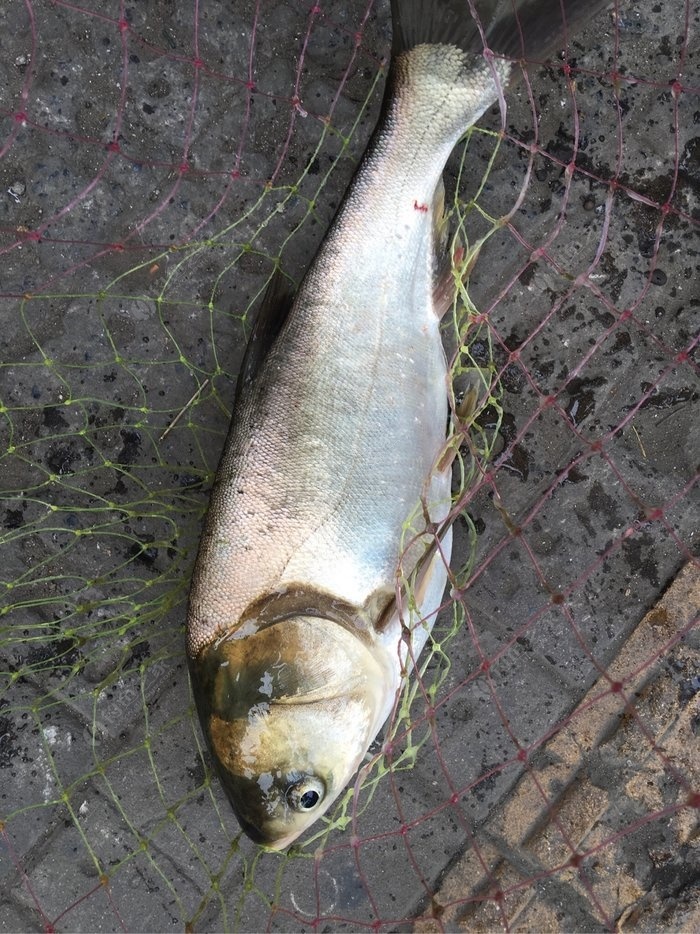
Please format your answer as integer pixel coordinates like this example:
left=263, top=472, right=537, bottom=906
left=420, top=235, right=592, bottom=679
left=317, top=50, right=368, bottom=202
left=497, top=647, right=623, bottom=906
left=0, top=0, right=697, bottom=931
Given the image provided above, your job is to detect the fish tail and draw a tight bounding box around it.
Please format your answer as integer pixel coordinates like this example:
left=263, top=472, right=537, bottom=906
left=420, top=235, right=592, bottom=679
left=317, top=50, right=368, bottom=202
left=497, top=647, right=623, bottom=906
left=391, top=0, right=609, bottom=62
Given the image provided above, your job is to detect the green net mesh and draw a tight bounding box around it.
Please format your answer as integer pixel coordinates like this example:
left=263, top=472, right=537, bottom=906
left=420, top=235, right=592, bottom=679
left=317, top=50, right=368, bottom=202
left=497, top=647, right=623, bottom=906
left=1, top=1, right=698, bottom=931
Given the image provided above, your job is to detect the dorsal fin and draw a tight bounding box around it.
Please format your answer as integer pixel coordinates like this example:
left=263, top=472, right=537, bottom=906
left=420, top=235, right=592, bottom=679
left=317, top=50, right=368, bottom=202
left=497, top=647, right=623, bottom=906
left=236, top=269, right=295, bottom=400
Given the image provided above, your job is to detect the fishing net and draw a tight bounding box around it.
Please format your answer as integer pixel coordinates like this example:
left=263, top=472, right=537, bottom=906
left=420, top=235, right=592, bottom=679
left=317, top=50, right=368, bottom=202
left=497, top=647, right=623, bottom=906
left=1, top=0, right=698, bottom=931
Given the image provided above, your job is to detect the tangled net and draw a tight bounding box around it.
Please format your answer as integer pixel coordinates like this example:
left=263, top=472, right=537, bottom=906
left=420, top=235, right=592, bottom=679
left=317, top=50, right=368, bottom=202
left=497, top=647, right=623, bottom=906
left=1, top=1, right=698, bottom=931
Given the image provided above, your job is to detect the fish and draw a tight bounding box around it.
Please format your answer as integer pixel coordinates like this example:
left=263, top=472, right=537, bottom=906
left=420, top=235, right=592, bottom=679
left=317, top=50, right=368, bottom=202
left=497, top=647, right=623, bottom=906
left=186, top=0, right=607, bottom=849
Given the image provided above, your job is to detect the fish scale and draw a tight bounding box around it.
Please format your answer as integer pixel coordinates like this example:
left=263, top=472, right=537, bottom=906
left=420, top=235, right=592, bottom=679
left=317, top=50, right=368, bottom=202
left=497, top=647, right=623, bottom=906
left=188, top=48, right=508, bottom=656
left=186, top=0, right=608, bottom=848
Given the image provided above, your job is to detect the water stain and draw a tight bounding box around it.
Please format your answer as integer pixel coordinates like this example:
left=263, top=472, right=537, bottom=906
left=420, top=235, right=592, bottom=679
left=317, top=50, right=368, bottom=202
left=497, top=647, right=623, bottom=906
left=679, top=136, right=700, bottom=197
left=501, top=363, right=525, bottom=395
left=117, top=428, right=142, bottom=466
left=42, top=406, right=69, bottom=429
left=556, top=463, right=589, bottom=485
left=0, top=714, right=25, bottom=768
left=24, top=636, right=82, bottom=675
left=125, top=640, right=151, bottom=668
left=3, top=507, right=24, bottom=529
left=598, top=252, right=628, bottom=303
left=476, top=409, right=531, bottom=482
left=564, top=376, right=606, bottom=428
left=46, top=441, right=81, bottom=475
left=639, top=384, right=698, bottom=410
left=587, top=480, right=622, bottom=531
left=127, top=538, right=159, bottom=569
left=610, top=330, right=632, bottom=355
left=621, top=530, right=659, bottom=588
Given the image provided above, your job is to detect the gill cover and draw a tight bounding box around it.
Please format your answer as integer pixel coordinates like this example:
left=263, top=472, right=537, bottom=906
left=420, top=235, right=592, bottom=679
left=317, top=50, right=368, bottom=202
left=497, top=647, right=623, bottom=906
left=189, top=615, right=394, bottom=849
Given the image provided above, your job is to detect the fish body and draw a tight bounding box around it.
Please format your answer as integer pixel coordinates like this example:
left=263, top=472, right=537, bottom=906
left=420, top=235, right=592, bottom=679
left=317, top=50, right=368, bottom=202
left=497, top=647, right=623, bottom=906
left=187, top=0, right=605, bottom=848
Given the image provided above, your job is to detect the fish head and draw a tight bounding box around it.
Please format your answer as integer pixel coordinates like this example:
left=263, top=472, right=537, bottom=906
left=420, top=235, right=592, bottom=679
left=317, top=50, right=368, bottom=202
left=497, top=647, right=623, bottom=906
left=189, top=614, right=396, bottom=849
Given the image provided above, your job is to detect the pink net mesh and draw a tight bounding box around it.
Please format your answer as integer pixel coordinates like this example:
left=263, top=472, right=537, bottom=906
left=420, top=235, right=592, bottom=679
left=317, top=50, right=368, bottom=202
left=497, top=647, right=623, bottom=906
left=1, top=1, right=697, bottom=931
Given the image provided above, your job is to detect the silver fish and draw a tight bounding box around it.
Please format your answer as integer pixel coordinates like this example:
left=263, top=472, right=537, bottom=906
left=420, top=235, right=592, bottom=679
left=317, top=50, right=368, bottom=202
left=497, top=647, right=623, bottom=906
left=186, top=0, right=606, bottom=848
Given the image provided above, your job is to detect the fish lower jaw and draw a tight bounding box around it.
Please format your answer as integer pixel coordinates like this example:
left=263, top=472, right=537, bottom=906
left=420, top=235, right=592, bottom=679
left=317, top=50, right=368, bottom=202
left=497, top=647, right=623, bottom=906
left=259, top=832, right=299, bottom=852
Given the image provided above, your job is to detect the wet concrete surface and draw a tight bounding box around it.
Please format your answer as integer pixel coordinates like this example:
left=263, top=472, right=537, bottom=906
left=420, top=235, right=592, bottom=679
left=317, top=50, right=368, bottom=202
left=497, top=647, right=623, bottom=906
left=0, top=0, right=698, bottom=931
left=415, top=563, right=700, bottom=933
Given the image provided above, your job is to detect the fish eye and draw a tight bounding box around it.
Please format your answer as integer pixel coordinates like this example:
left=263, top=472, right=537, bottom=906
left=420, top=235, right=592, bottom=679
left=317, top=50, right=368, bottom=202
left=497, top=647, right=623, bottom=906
left=286, top=776, right=325, bottom=812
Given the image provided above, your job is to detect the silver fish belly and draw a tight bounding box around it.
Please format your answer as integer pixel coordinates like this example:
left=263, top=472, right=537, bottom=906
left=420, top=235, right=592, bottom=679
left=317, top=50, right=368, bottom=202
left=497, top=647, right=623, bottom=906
left=188, top=44, right=502, bottom=654
left=186, top=0, right=604, bottom=848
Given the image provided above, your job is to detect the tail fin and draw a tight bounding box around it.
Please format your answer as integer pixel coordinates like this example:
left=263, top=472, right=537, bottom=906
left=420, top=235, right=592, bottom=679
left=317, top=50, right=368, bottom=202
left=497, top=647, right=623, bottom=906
left=391, top=0, right=610, bottom=62
left=390, top=0, right=485, bottom=55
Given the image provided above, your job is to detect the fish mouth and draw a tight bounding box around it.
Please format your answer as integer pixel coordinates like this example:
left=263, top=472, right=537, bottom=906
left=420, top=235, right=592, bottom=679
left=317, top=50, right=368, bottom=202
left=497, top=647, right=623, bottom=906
left=235, top=810, right=283, bottom=848
left=258, top=830, right=301, bottom=851
left=242, top=814, right=304, bottom=851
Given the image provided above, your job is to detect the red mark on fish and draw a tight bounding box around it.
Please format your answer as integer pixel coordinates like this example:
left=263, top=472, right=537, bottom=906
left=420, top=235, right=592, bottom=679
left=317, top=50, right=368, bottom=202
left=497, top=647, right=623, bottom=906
left=413, top=200, right=429, bottom=212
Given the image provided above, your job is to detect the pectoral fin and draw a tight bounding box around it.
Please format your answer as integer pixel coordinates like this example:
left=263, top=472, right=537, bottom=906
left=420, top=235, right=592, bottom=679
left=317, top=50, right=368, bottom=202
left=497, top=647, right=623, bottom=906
left=375, top=523, right=451, bottom=634
left=374, top=524, right=453, bottom=673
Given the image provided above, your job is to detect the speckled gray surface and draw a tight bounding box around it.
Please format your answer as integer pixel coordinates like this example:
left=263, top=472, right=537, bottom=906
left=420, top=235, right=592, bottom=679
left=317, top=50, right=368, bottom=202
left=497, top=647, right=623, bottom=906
left=0, top=0, right=698, bottom=931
